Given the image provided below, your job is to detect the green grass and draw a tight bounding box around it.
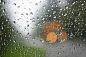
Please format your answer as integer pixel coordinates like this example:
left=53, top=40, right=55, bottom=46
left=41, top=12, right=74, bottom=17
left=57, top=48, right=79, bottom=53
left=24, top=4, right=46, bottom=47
left=1, top=42, right=46, bottom=57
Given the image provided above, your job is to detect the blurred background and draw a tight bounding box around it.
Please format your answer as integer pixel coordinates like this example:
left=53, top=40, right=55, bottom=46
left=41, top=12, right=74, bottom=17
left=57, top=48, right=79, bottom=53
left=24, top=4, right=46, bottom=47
left=0, top=0, right=86, bottom=57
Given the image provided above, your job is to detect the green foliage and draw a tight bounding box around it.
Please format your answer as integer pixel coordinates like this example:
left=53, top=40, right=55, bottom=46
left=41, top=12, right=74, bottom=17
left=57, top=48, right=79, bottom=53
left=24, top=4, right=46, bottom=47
left=1, top=42, right=46, bottom=57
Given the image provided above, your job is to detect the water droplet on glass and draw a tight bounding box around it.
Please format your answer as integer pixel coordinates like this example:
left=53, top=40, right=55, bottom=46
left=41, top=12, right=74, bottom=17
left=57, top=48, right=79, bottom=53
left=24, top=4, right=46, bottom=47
left=21, top=13, right=23, bottom=15
left=33, top=42, right=35, bottom=44
left=6, top=19, right=9, bottom=21
left=1, top=25, right=3, bottom=30
left=35, top=3, right=38, bottom=5
left=40, top=39, right=44, bottom=43
left=42, top=17, right=45, bottom=20
left=48, top=10, right=50, bottom=12
left=60, top=8, right=62, bottom=11
left=13, top=40, right=16, bottom=43
left=32, top=38, right=35, bottom=40
left=58, top=52, right=61, bottom=54
left=13, top=21, right=16, bottom=24
left=18, top=43, right=20, bottom=46
left=64, top=13, right=67, bottom=16
left=30, top=12, right=33, bottom=15
left=53, top=16, right=56, bottom=18
left=26, top=13, right=28, bottom=15
left=65, top=6, right=68, bottom=9
left=19, top=33, right=21, bottom=35
left=81, top=3, right=84, bottom=6
left=83, top=38, right=85, bottom=41
left=43, top=6, right=45, bottom=9
left=13, top=3, right=16, bottom=5
left=25, top=37, right=28, bottom=40
left=3, top=9, right=5, bottom=13
left=2, top=2, right=5, bottom=5
left=17, top=6, right=20, bottom=8
left=27, top=24, right=29, bottom=27
left=79, top=44, right=82, bottom=47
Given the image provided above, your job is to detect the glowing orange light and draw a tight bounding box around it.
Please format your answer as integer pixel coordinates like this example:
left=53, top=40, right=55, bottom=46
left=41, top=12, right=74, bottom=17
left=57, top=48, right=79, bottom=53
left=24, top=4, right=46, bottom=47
left=58, top=31, right=67, bottom=42
left=47, top=32, right=57, bottom=43
left=42, top=21, right=67, bottom=43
